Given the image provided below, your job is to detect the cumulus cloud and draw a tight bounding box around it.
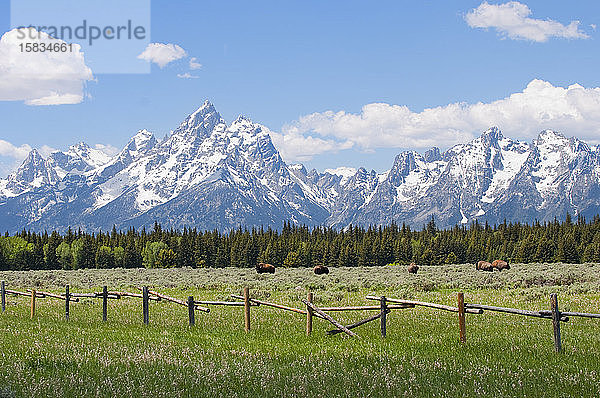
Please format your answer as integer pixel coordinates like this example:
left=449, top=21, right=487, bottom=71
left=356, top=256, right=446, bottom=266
left=465, top=1, right=589, bottom=42
left=269, top=131, right=353, bottom=162
left=177, top=73, right=199, bottom=79
left=137, top=43, right=187, bottom=68
left=189, top=57, right=202, bottom=70
left=0, top=28, right=94, bottom=105
left=39, top=145, right=58, bottom=157
left=94, top=143, right=119, bottom=156
left=0, top=140, right=57, bottom=162
left=281, top=79, right=600, bottom=157
left=0, top=140, right=33, bottom=178
left=0, top=140, right=32, bottom=160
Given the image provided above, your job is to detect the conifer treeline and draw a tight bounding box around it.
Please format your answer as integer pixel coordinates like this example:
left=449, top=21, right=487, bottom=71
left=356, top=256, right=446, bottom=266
left=0, top=214, right=599, bottom=271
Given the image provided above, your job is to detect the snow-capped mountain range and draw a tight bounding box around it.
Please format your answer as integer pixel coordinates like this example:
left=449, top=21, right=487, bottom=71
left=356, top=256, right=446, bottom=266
left=2, top=100, right=600, bottom=232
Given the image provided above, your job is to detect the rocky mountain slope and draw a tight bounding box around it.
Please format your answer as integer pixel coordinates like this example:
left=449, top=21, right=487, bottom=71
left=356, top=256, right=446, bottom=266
left=2, top=101, right=599, bottom=232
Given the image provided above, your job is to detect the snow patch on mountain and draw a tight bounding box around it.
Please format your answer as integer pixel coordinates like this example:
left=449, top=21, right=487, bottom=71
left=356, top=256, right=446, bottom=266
left=531, top=130, right=575, bottom=197
left=481, top=136, right=530, bottom=203
left=324, top=167, right=357, bottom=185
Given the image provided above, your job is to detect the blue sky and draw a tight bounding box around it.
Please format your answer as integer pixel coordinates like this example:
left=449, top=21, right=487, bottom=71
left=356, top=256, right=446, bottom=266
left=1, top=0, right=600, bottom=176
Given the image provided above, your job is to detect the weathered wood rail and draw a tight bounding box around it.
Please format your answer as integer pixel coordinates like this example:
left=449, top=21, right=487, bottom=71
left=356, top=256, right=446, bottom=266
left=366, top=296, right=483, bottom=314
left=327, top=310, right=389, bottom=336
left=231, top=294, right=321, bottom=317
left=538, top=309, right=600, bottom=319
left=464, top=303, right=569, bottom=322
left=302, top=299, right=358, bottom=337
left=145, top=289, right=210, bottom=313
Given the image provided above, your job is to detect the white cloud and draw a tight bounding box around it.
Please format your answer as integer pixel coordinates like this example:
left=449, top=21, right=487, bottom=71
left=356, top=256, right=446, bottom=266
left=189, top=57, right=202, bottom=70
left=0, top=142, right=56, bottom=161
left=137, top=43, right=187, bottom=68
left=281, top=79, right=600, bottom=157
left=269, top=130, right=353, bottom=162
left=39, top=145, right=58, bottom=157
left=0, top=28, right=94, bottom=105
left=0, top=140, right=33, bottom=178
left=0, top=139, right=32, bottom=160
left=465, top=1, right=589, bottom=42
left=94, top=143, right=119, bottom=156
left=177, top=73, right=200, bottom=79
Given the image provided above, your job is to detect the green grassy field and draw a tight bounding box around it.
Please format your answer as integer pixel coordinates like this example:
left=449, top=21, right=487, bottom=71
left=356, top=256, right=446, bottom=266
left=1, top=264, right=599, bottom=397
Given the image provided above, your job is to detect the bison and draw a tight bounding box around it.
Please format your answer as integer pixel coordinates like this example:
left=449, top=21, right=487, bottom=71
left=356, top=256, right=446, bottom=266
left=407, top=262, right=419, bottom=274
left=314, top=265, right=329, bottom=275
left=492, top=259, right=510, bottom=271
left=256, top=262, right=275, bottom=274
left=476, top=261, right=493, bottom=272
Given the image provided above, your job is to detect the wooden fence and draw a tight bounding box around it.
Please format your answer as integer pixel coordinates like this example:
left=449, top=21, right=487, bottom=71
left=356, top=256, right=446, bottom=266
left=1, top=280, right=599, bottom=353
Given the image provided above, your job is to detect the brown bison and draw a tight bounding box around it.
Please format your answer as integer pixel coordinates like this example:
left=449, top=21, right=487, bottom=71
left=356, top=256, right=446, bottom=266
left=256, top=262, right=275, bottom=274
left=476, top=261, right=493, bottom=272
left=314, top=265, right=329, bottom=275
left=407, top=262, right=419, bottom=274
left=492, top=260, right=510, bottom=271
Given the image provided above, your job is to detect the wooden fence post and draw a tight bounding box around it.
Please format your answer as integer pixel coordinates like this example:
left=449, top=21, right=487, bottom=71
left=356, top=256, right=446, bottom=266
left=188, top=296, right=195, bottom=326
left=30, top=289, right=36, bottom=319
left=1, top=281, right=5, bottom=313
left=457, top=292, right=466, bottom=344
left=244, top=287, right=250, bottom=332
left=550, top=293, right=562, bottom=353
left=102, top=286, right=108, bottom=322
left=380, top=296, right=387, bottom=338
left=306, top=292, right=313, bottom=336
left=142, top=286, right=149, bottom=325
left=65, top=284, right=70, bottom=321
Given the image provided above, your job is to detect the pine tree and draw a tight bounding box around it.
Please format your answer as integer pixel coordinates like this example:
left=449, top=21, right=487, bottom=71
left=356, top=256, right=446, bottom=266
left=96, top=246, right=114, bottom=269
left=44, top=231, right=61, bottom=269
left=445, top=252, right=458, bottom=264
left=283, top=251, right=301, bottom=268
left=124, top=242, right=142, bottom=268
left=556, top=234, right=579, bottom=263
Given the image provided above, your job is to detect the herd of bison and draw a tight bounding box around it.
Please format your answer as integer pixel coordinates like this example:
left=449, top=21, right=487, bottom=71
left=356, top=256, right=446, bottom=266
left=255, top=260, right=509, bottom=275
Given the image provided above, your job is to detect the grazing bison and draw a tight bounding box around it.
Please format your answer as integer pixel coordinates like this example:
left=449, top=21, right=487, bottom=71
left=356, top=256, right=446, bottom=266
left=407, top=262, right=419, bottom=274
left=492, top=260, right=510, bottom=271
left=476, top=261, right=493, bottom=272
left=314, top=265, right=329, bottom=275
left=256, top=262, right=275, bottom=274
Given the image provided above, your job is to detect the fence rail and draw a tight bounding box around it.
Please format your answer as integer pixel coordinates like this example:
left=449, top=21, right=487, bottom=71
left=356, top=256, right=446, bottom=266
left=1, top=279, right=599, bottom=353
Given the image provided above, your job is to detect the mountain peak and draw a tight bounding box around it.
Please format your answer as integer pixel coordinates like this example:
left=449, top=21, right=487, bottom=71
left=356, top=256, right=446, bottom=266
left=26, top=148, right=42, bottom=160
left=7, top=148, right=58, bottom=191
left=127, top=129, right=157, bottom=153
left=172, top=100, right=225, bottom=138
left=535, top=130, right=569, bottom=150
left=194, top=99, right=216, bottom=114
left=481, top=126, right=503, bottom=141
left=537, top=130, right=565, bottom=140
left=135, top=128, right=153, bottom=137
left=424, top=147, right=441, bottom=162
left=234, top=114, right=253, bottom=123
left=67, top=142, right=94, bottom=158
left=389, top=151, right=418, bottom=183
left=131, top=129, right=154, bottom=143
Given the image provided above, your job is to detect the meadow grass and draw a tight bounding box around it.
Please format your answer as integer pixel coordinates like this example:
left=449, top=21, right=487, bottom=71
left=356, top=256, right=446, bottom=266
left=1, top=264, right=600, bottom=397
